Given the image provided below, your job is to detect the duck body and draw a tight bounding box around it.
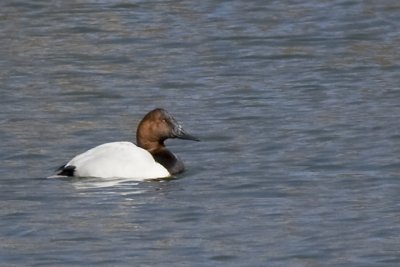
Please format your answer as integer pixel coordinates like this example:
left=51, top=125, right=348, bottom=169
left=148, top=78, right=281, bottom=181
left=60, top=142, right=170, bottom=179
left=55, top=108, right=199, bottom=180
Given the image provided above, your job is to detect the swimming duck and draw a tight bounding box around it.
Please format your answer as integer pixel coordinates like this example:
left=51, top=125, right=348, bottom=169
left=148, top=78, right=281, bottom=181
left=55, top=108, right=199, bottom=180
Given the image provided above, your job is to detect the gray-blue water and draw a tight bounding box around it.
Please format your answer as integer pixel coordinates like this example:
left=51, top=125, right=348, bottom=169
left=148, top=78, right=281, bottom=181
left=1, top=1, right=400, bottom=266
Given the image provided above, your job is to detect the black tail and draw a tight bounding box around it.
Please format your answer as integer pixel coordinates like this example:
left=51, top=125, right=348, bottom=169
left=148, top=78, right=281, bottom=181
left=56, top=165, right=76, bottom=176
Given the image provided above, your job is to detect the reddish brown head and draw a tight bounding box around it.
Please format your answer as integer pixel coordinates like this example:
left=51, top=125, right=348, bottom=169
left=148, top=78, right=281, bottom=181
left=136, top=108, right=199, bottom=154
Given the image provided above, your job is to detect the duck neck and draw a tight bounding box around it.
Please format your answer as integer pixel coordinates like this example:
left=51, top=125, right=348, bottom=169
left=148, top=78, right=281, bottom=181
left=152, top=149, right=184, bottom=175
left=137, top=139, right=165, bottom=154
left=137, top=138, right=184, bottom=174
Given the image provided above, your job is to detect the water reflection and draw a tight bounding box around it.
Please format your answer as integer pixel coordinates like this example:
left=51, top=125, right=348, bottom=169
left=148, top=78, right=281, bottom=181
left=65, top=177, right=141, bottom=190
left=57, top=176, right=179, bottom=200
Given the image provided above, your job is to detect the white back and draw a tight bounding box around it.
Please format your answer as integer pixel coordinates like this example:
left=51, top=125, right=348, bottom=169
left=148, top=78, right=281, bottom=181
left=67, top=142, right=170, bottom=180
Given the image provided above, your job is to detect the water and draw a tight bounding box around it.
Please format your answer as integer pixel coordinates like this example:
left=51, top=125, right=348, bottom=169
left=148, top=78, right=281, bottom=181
left=1, top=0, right=400, bottom=266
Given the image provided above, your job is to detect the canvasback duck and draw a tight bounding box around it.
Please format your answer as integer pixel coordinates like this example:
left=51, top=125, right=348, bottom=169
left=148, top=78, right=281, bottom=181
left=55, top=108, right=199, bottom=180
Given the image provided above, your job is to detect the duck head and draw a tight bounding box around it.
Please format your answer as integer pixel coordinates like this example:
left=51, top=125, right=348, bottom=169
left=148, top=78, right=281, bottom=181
left=136, top=108, right=199, bottom=152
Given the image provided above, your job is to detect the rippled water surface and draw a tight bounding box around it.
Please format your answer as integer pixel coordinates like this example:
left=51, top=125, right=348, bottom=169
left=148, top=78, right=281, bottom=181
left=1, top=1, right=400, bottom=266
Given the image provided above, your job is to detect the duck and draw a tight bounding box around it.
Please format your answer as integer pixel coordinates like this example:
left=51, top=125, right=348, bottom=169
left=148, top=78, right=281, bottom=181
left=54, top=108, right=199, bottom=180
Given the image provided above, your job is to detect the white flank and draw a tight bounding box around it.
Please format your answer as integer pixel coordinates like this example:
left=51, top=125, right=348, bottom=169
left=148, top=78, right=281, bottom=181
left=63, top=142, right=170, bottom=180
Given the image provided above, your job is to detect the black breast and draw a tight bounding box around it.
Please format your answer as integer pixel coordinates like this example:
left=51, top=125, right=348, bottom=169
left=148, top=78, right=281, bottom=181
left=152, top=149, right=184, bottom=175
